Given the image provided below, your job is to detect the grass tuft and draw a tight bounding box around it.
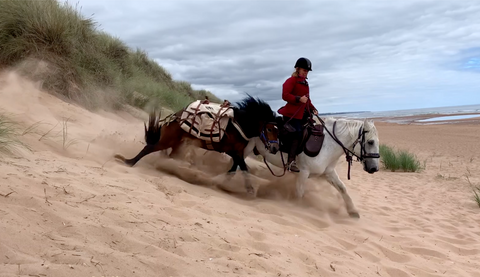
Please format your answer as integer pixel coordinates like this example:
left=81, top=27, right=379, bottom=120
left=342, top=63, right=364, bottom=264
left=473, top=187, right=480, bottom=208
left=0, top=113, right=29, bottom=156
left=466, top=177, right=480, bottom=208
left=379, top=144, right=423, bottom=172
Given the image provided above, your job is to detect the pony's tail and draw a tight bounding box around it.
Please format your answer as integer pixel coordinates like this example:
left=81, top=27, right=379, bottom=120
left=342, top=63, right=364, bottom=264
left=144, top=110, right=162, bottom=145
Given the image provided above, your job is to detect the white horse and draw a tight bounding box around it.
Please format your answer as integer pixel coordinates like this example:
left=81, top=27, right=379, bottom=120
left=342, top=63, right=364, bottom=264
left=244, top=117, right=380, bottom=218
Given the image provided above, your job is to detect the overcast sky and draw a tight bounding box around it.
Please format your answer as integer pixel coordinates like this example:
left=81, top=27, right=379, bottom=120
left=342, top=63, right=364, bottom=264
left=73, top=0, right=480, bottom=113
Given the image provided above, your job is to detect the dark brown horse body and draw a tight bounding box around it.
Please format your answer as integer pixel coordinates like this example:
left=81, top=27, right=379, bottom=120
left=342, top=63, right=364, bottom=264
left=114, top=95, right=280, bottom=194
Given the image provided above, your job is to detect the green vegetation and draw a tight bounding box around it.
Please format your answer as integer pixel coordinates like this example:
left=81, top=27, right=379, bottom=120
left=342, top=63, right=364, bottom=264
left=466, top=177, right=480, bottom=208
left=0, top=0, right=221, bottom=111
left=473, top=186, right=480, bottom=208
left=379, top=144, right=423, bottom=172
left=0, top=113, right=28, bottom=156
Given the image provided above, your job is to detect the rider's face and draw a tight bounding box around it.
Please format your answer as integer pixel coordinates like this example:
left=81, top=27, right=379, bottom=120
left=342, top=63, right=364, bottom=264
left=298, top=68, right=309, bottom=78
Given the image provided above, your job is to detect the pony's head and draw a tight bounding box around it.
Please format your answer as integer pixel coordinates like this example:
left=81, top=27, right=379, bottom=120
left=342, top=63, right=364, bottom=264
left=234, top=95, right=279, bottom=154
left=357, top=119, right=380, bottom=174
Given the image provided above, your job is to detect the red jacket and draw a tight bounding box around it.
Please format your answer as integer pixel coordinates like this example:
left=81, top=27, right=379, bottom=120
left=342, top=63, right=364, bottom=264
left=278, top=76, right=317, bottom=119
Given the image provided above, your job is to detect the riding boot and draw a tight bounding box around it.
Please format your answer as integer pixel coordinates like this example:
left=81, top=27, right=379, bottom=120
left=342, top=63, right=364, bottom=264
left=287, top=137, right=300, bottom=172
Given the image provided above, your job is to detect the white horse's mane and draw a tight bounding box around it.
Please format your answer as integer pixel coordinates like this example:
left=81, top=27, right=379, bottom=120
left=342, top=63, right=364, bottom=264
left=321, top=117, right=378, bottom=141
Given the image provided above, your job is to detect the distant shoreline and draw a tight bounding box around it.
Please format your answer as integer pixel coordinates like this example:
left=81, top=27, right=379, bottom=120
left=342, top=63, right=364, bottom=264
left=365, top=112, right=480, bottom=125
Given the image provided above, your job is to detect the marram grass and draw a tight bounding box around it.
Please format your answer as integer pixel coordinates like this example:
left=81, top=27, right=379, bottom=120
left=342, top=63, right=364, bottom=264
left=0, top=113, right=29, bottom=156
left=0, top=0, right=221, bottom=111
left=379, top=144, right=423, bottom=172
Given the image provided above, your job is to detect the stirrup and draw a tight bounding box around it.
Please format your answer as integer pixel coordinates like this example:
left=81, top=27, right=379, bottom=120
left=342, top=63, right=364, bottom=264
left=287, top=161, right=300, bottom=172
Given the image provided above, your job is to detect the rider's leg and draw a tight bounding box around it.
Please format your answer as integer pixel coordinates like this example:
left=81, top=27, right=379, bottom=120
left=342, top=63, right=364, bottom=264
left=287, top=133, right=300, bottom=172
left=285, top=118, right=302, bottom=172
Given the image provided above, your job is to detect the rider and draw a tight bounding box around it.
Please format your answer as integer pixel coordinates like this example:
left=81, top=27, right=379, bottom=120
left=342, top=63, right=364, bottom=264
left=277, top=57, right=318, bottom=172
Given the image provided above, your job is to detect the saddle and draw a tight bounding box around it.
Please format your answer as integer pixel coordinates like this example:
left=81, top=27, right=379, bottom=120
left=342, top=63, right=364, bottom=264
left=179, top=99, right=234, bottom=143
left=278, top=117, right=325, bottom=157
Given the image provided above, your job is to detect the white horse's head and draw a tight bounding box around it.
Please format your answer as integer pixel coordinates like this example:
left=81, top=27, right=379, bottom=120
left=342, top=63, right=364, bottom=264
left=355, top=119, right=380, bottom=174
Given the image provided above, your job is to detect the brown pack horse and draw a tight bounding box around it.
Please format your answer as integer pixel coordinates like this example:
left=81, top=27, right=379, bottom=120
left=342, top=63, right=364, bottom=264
left=114, top=95, right=280, bottom=194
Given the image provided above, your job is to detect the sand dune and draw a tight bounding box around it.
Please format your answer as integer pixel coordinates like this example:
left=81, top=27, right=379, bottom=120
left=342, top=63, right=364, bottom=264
left=1, top=71, right=479, bottom=277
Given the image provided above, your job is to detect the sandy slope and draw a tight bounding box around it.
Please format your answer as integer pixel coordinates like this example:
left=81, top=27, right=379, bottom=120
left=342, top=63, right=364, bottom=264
left=1, top=71, right=479, bottom=277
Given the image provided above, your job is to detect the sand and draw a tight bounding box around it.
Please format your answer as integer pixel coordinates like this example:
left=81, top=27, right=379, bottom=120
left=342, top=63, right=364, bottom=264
left=1, top=71, right=479, bottom=277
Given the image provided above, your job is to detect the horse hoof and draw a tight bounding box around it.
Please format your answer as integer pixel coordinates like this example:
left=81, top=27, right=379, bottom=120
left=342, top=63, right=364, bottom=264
left=349, top=212, right=360, bottom=219
left=114, top=154, right=134, bottom=167
left=114, top=154, right=126, bottom=162
left=295, top=191, right=305, bottom=199
left=224, top=171, right=235, bottom=179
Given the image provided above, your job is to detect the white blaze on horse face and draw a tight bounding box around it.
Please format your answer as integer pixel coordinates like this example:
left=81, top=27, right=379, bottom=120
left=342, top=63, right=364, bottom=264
left=264, top=122, right=280, bottom=154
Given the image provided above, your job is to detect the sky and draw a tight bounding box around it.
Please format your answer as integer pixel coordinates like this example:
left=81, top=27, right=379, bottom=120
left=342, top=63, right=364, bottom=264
left=71, top=0, right=480, bottom=113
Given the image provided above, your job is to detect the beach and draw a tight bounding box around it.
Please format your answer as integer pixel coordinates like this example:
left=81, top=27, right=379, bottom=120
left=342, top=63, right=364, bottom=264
left=1, top=71, right=480, bottom=277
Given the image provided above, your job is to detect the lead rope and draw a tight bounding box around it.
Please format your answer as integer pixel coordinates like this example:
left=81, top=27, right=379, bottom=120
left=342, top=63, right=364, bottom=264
left=263, top=152, right=287, bottom=177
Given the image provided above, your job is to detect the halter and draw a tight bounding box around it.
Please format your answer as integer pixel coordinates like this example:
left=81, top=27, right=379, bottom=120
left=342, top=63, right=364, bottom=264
left=317, top=116, right=380, bottom=180
left=259, top=122, right=279, bottom=150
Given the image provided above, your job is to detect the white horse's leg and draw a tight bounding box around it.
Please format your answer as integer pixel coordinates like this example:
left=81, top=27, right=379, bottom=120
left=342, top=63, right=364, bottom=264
left=295, top=169, right=310, bottom=198
left=325, top=170, right=359, bottom=218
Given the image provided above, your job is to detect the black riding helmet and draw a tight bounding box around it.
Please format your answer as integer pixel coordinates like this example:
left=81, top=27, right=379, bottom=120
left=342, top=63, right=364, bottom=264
left=294, top=57, right=312, bottom=71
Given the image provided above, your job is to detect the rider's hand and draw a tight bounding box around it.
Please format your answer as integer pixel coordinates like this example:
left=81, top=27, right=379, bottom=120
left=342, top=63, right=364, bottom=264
left=313, top=110, right=318, bottom=115
left=299, top=96, right=308, bottom=103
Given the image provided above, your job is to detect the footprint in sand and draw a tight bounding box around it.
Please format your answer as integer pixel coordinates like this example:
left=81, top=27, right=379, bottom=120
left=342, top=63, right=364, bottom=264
left=246, top=229, right=271, bottom=252
left=179, top=200, right=199, bottom=209
left=163, top=207, right=191, bottom=220
left=331, top=237, right=357, bottom=250
left=192, top=205, right=213, bottom=216
left=370, top=242, right=411, bottom=263
left=217, top=243, right=241, bottom=252
left=322, top=245, right=353, bottom=257
left=404, top=247, right=448, bottom=259
left=221, top=213, right=243, bottom=221
left=269, top=215, right=297, bottom=227
left=307, top=217, right=329, bottom=229
left=248, top=241, right=271, bottom=252
left=248, top=230, right=267, bottom=241
left=354, top=250, right=381, bottom=263
left=384, top=267, right=411, bottom=277
left=435, top=235, right=474, bottom=245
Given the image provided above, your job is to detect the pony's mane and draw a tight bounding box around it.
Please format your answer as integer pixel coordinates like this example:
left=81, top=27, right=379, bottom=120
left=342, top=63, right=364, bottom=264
left=323, top=117, right=378, bottom=141
left=233, top=95, right=275, bottom=122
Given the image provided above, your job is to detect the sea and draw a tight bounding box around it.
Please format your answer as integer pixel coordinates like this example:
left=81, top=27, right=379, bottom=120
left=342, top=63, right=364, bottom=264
left=319, top=104, right=480, bottom=124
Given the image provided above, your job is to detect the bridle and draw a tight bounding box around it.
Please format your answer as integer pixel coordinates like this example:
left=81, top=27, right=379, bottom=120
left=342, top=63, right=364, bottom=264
left=259, top=121, right=289, bottom=177
left=352, top=125, right=381, bottom=161
left=259, top=121, right=279, bottom=151
left=317, top=116, right=380, bottom=180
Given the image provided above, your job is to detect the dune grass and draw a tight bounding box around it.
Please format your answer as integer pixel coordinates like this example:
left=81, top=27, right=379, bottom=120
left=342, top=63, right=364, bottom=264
left=473, top=186, right=480, bottom=208
left=466, top=176, right=480, bottom=208
left=379, top=144, right=423, bottom=172
left=0, top=0, right=221, bottom=112
left=0, top=113, right=28, bottom=156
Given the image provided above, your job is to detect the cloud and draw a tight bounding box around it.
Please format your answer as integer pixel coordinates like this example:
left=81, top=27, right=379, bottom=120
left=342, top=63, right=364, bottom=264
left=74, top=0, right=480, bottom=112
